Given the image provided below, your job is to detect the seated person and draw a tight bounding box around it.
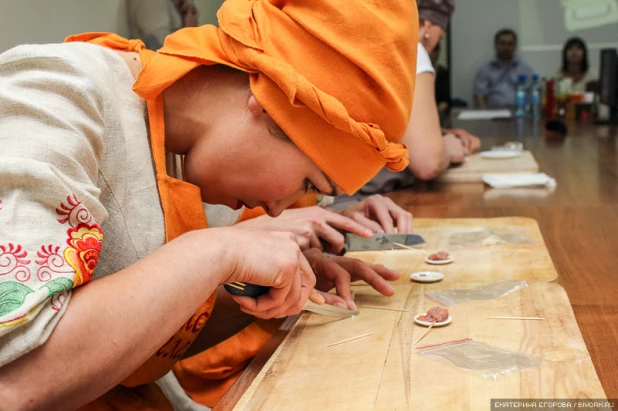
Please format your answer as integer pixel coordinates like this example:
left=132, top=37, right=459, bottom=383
left=474, top=28, right=535, bottom=109
left=553, top=37, right=597, bottom=93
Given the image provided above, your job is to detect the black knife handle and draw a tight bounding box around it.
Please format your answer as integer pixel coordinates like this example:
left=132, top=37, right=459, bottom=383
left=224, top=282, right=270, bottom=298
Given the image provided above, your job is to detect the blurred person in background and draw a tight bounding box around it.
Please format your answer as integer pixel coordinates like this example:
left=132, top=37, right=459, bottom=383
left=128, top=0, right=198, bottom=50
left=332, top=0, right=481, bottom=211
left=554, top=37, right=597, bottom=93
left=474, top=29, right=535, bottom=108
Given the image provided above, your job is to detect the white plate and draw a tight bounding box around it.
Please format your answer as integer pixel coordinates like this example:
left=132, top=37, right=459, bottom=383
left=481, top=150, right=522, bottom=159
left=425, top=255, right=454, bottom=265
left=414, top=314, right=452, bottom=327
left=410, top=271, right=444, bottom=283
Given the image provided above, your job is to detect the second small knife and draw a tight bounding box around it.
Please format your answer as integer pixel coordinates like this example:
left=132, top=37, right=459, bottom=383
left=224, top=282, right=359, bottom=318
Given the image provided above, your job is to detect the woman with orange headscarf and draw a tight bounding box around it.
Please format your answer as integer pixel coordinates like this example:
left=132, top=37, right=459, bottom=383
left=0, top=0, right=418, bottom=408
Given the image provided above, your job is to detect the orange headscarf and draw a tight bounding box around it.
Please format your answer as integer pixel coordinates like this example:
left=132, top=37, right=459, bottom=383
left=108, top=0, right=417, bottom=194
left=67, top=0, right=418, bottom=406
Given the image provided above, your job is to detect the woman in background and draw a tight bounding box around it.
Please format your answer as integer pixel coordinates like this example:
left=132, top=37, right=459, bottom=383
left=332, top=0, right=481, bottom=210
left=554, top=37, right=597, bottom=93
left=404, top=0, right=479, bottom=180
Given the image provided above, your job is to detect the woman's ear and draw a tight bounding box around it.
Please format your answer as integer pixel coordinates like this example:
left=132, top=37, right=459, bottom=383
left=248, top=95, right=267, bottom=118
left=419, top=19, right=432, bottom=37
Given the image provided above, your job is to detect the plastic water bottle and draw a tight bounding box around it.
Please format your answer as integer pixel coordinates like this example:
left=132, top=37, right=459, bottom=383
left=515, top=74, right=528, bottom=118
left=529, top=75, right=542, bottom=119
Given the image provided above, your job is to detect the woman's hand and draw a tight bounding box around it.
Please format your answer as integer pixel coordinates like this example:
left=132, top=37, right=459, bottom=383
left=339, top=194, right=413, bottom=234
left=303, top=248, right=401, bottom=310
left=215, top=228, right=323, bottom=319
left=443, top=133, right=466, bottom=165
left=235, top=206, right=372, bottom=254
left=445, top=128, right=481, bottom=155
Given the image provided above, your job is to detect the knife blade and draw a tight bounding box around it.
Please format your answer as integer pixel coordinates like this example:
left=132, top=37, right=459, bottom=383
left=345, top=233, right=426, bottom=251
left=224, top=282, right=358, bottom=318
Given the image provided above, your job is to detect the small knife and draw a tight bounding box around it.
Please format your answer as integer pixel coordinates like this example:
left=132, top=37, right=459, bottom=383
left=224, top=282, right=358, bottom=318
left=345, top=233, right=426, bottom=252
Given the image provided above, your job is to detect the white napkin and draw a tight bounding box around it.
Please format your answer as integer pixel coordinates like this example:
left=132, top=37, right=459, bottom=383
left=482, top=173, right=556, bottom=189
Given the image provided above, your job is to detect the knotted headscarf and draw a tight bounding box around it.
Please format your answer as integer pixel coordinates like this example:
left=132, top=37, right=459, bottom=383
left=80, top=0, right=419, bottom=194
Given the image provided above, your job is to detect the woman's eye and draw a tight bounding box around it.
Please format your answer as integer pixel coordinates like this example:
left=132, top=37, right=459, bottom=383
left=304, top=179, right=320, bottom=194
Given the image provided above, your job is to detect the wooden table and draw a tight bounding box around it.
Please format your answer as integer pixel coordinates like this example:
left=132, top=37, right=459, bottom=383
left=216, top=120, right=618, bottom=409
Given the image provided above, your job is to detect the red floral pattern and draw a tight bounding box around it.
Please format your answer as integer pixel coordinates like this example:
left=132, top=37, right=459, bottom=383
left=50, top=291, right=68, bottom=312
left=0, top=243, right=31, bottom=282
left=56, top=194, right=93, bottom=226
left=0, top=195, right=104, bottom=325
left=54, top=195, right=104, bottom=287
left=36, top=245, right=74, bottom=282
left=63, top=223, right=103, bottom=286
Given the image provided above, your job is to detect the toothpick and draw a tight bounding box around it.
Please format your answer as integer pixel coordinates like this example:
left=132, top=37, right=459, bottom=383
left=226, top=283, right=245, bottom=291
left=413, top=322, right=435, bottom=345
left=486, top=316, right=546, bottom=320
left=327, top=332, right=374, bottom=347
left=393, top=243, right=428, bottom=253
left=360, top=305, right=410, bottom=313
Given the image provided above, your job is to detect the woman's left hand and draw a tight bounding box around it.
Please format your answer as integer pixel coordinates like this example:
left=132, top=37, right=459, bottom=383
left=338, top=194, right=413, bottom=234
left=303, top=248, right=400, bottom=310
left=445, top=128, right=481, bottom=155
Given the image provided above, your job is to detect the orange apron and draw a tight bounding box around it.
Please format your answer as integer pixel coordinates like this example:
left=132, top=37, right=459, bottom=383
left=66, top=34, right=217, bottom=410
left=174, top=194, right=317, bottom=407
left=173, top=318, right=283, bottom=407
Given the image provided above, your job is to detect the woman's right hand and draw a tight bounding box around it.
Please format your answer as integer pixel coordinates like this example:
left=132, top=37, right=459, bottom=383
left=445, top=128, right=482, bottom=155
left=235, top=206, right=372, bottom=254
left=208, top=228, right=324, bottom=319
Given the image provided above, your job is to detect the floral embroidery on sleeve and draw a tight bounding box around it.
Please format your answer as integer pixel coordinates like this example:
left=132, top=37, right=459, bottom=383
left=0, top=245, right=34, bottom=322
left=56, top=195, right=104, bottom=286
left=0, top=195, right=103, bottom=327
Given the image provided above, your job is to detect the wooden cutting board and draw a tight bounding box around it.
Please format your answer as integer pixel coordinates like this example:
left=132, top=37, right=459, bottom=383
left=347, top=217, right=558, bottom=284
left=234, top=282, right=606, bottom=410
left=437, top=150, right=539, bottom=183
left=232, top=217, right=604, bottom=410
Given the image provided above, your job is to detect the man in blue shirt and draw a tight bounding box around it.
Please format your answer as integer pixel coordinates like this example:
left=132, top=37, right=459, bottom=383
left=474, top=29, right=535, bottom=108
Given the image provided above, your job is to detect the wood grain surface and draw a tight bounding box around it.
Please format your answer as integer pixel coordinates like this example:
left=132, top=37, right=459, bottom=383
left=233, top=282, right=605, bottom=410
left=347, top=217, right=557, bottom=285
left=216, top=121, right=618, bottom=409
left=437, top=151, right=539, bottom=183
